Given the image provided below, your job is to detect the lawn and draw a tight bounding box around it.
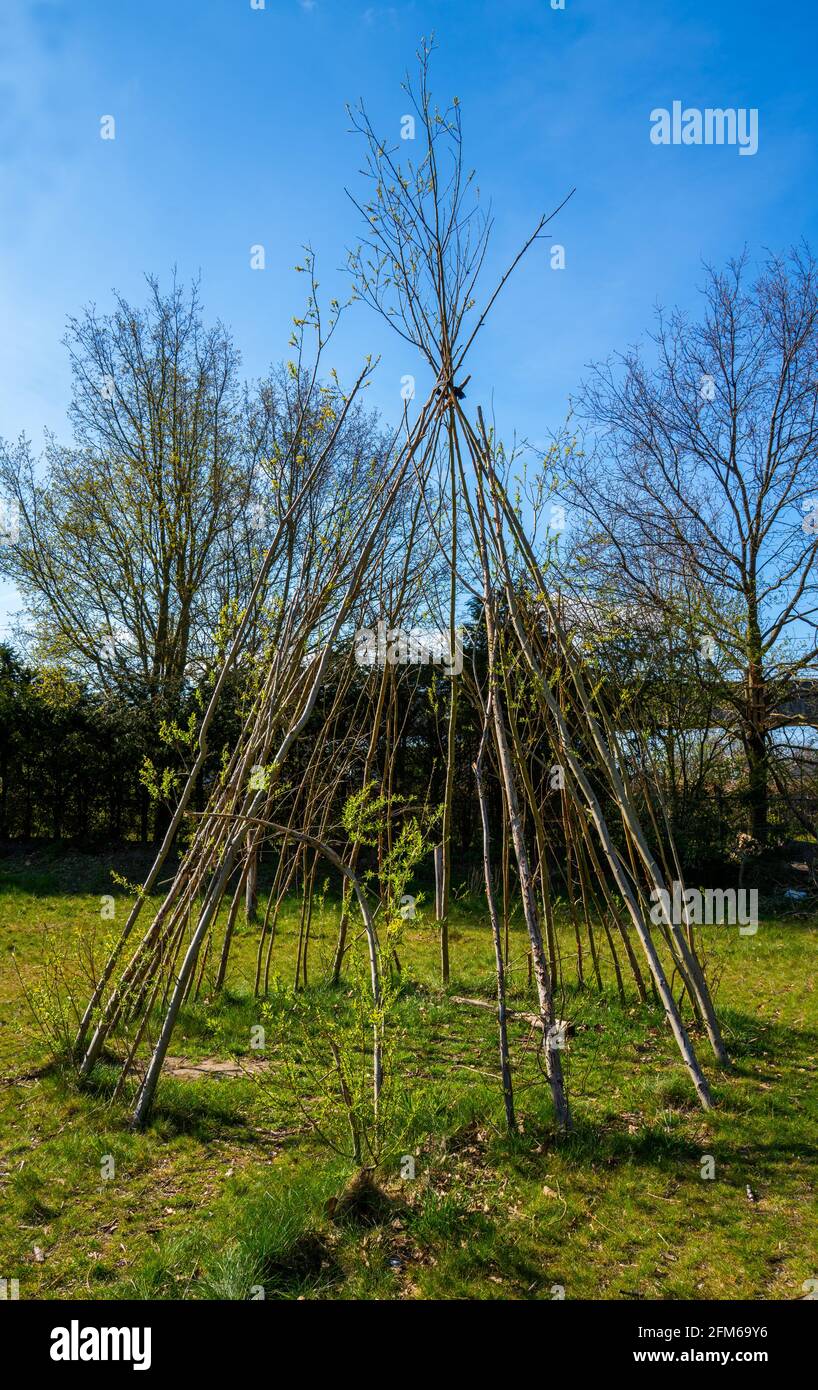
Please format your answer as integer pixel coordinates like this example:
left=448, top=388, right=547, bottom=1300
left=0, top=848, right=816, bottom=1301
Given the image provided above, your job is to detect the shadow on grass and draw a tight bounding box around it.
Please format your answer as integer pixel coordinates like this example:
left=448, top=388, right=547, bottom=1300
left=258, top=1231, right=344, bottom=1299
left=491, top=1102, right=817, bottom=1195
left=80, top=1061, right=252, bottom=1140
left=719, top=1007, right=818, bottom=1061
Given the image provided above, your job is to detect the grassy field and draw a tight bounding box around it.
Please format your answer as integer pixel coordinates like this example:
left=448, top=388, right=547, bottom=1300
left=0, top=849, right=816, bottom=1301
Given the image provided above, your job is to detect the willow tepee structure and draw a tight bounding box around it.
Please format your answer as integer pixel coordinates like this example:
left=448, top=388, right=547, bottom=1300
left=74, top=47, right=727, bottom=1131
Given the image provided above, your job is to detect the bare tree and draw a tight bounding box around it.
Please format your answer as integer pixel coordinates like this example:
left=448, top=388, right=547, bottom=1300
left=568, top=248, right=818, bottom=843
left=0, top=277, right=249, bottom=706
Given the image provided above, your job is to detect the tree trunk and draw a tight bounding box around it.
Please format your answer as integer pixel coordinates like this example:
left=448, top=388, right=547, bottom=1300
left=745, top=604, right=768, bottom=843
left=245, top=837, right=258, bottom=924
left=474, top=729, right=516, bottom=1133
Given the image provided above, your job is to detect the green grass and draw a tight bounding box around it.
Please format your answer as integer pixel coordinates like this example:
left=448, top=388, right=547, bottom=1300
left=0, top=848, right=816, bottom=1300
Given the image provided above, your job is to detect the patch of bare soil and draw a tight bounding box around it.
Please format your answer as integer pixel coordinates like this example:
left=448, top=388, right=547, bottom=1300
left=162, top=1054, right=267, bottom=1080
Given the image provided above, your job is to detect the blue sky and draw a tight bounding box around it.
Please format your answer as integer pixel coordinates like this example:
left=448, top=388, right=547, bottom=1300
left=2, top=0, right=817, bottom=638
